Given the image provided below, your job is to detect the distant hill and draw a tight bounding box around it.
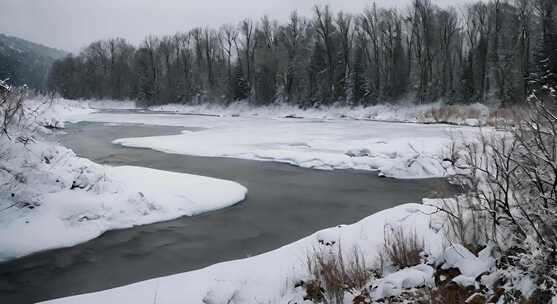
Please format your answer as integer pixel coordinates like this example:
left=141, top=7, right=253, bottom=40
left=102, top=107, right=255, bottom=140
left=0, top=33, right=67, bottom=90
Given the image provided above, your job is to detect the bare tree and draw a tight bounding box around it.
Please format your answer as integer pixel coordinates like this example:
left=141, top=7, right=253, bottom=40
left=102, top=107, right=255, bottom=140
left=239, top=19, right=257, bottom=99
left=220, top=24, right=238, bottom=97
left=336, top=12, right=353, bottom=100
left=314, top=5, right=337, bottom=102
left=361, top=3, right=381, bottom=98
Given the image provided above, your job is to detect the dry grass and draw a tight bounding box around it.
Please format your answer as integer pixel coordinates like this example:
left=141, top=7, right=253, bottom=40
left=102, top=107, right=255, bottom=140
left=419, top=103, right=529, bottom=128
left=305, top=246, right=374, bottom=303
left=423, top=104, right=483, bottom=124
left=383, top=226, right=424, bottom=269
left=430, top=282, right=469, bottom=304
left=486, top=107, right=522, bottom=128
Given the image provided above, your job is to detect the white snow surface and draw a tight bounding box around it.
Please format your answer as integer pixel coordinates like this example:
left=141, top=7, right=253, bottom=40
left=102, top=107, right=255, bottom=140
left=440, top=244, right=496, bottom=280
left=24, top=98, right=96, bottom=129
left=372, top=264, right=435, bottom=299
left=87, top=100, right=137, bottom=110
left=41, top=203, right=446, bottom=304
left=148, top=101, right=491, bottom=126
left=70, top=112, right=481, bottom=179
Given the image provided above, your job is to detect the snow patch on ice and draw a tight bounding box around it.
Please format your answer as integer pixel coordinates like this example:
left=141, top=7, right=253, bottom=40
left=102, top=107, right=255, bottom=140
left=80, top=113, right=482, bottom=179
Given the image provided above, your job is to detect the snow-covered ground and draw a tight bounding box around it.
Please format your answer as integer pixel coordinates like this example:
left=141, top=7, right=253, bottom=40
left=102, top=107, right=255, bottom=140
left=87, top=99, right=137, bottom=110
left=24, top=98, right=96, bottom=129
left=64, top=99, right=492, bottom=126
left=148, top=101, right=491, bottom=127
left=40, top=203, right=440, bottom=304
left=0, top=98, right=247, bottom=262
left=41, top=201, right=505, bottom=304
left=69, top=111, right=479, bottom=179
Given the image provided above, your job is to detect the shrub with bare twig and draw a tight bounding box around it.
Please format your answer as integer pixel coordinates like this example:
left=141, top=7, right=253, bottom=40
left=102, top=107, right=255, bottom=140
left=441, top=86, right=557, bottom=299
left=383, top=226, right=424, bottom=270
left=304, top=246, right=374, bottom=304
left=0, top=81, right=27, bottom=137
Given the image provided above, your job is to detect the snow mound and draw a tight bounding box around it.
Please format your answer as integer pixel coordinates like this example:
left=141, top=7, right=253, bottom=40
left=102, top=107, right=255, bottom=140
left=437, top=244, right=496, bottom=288
left=0, top=140, right=247, bottom=262
left=24, top=98, right=95, bottom=129
left=372, top=264, right=434, bottom=299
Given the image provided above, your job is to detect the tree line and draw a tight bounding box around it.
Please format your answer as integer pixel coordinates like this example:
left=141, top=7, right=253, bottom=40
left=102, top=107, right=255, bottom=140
left=47, top=0, right=557, bottom=107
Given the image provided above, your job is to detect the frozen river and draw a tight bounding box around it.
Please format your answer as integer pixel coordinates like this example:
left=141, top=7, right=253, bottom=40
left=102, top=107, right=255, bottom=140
left=0, top=112, right=455, bottom=303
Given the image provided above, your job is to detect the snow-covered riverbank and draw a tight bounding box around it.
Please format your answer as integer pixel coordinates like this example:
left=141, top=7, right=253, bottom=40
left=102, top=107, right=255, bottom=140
left=148, top=100, right=492, bottom=127
left=40, top=203, right=439, bottom=304
left=0, top=99, right=247, bottom=262
left=41, top=200, right=506, bottom=304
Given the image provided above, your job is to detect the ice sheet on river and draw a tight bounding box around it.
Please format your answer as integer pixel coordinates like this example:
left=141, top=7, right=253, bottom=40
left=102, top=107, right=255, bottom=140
left=77, top=113, right=480, bottom=178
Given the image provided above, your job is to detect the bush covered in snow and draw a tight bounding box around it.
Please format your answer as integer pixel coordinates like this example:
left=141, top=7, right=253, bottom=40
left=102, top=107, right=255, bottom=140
left=435, top=89, right=557, bottom=302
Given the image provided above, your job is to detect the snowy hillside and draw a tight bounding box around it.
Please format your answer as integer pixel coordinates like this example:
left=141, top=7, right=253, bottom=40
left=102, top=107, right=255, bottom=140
left=0, top=33, right=67, bottom=89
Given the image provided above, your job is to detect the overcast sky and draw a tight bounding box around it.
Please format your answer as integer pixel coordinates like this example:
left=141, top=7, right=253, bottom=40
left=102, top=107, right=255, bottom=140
left=0, top=0, right=473, bottom=53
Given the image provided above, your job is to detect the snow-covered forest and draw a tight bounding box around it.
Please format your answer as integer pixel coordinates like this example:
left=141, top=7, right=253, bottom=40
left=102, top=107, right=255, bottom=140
left=48, top=0, right=557, bottom=107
